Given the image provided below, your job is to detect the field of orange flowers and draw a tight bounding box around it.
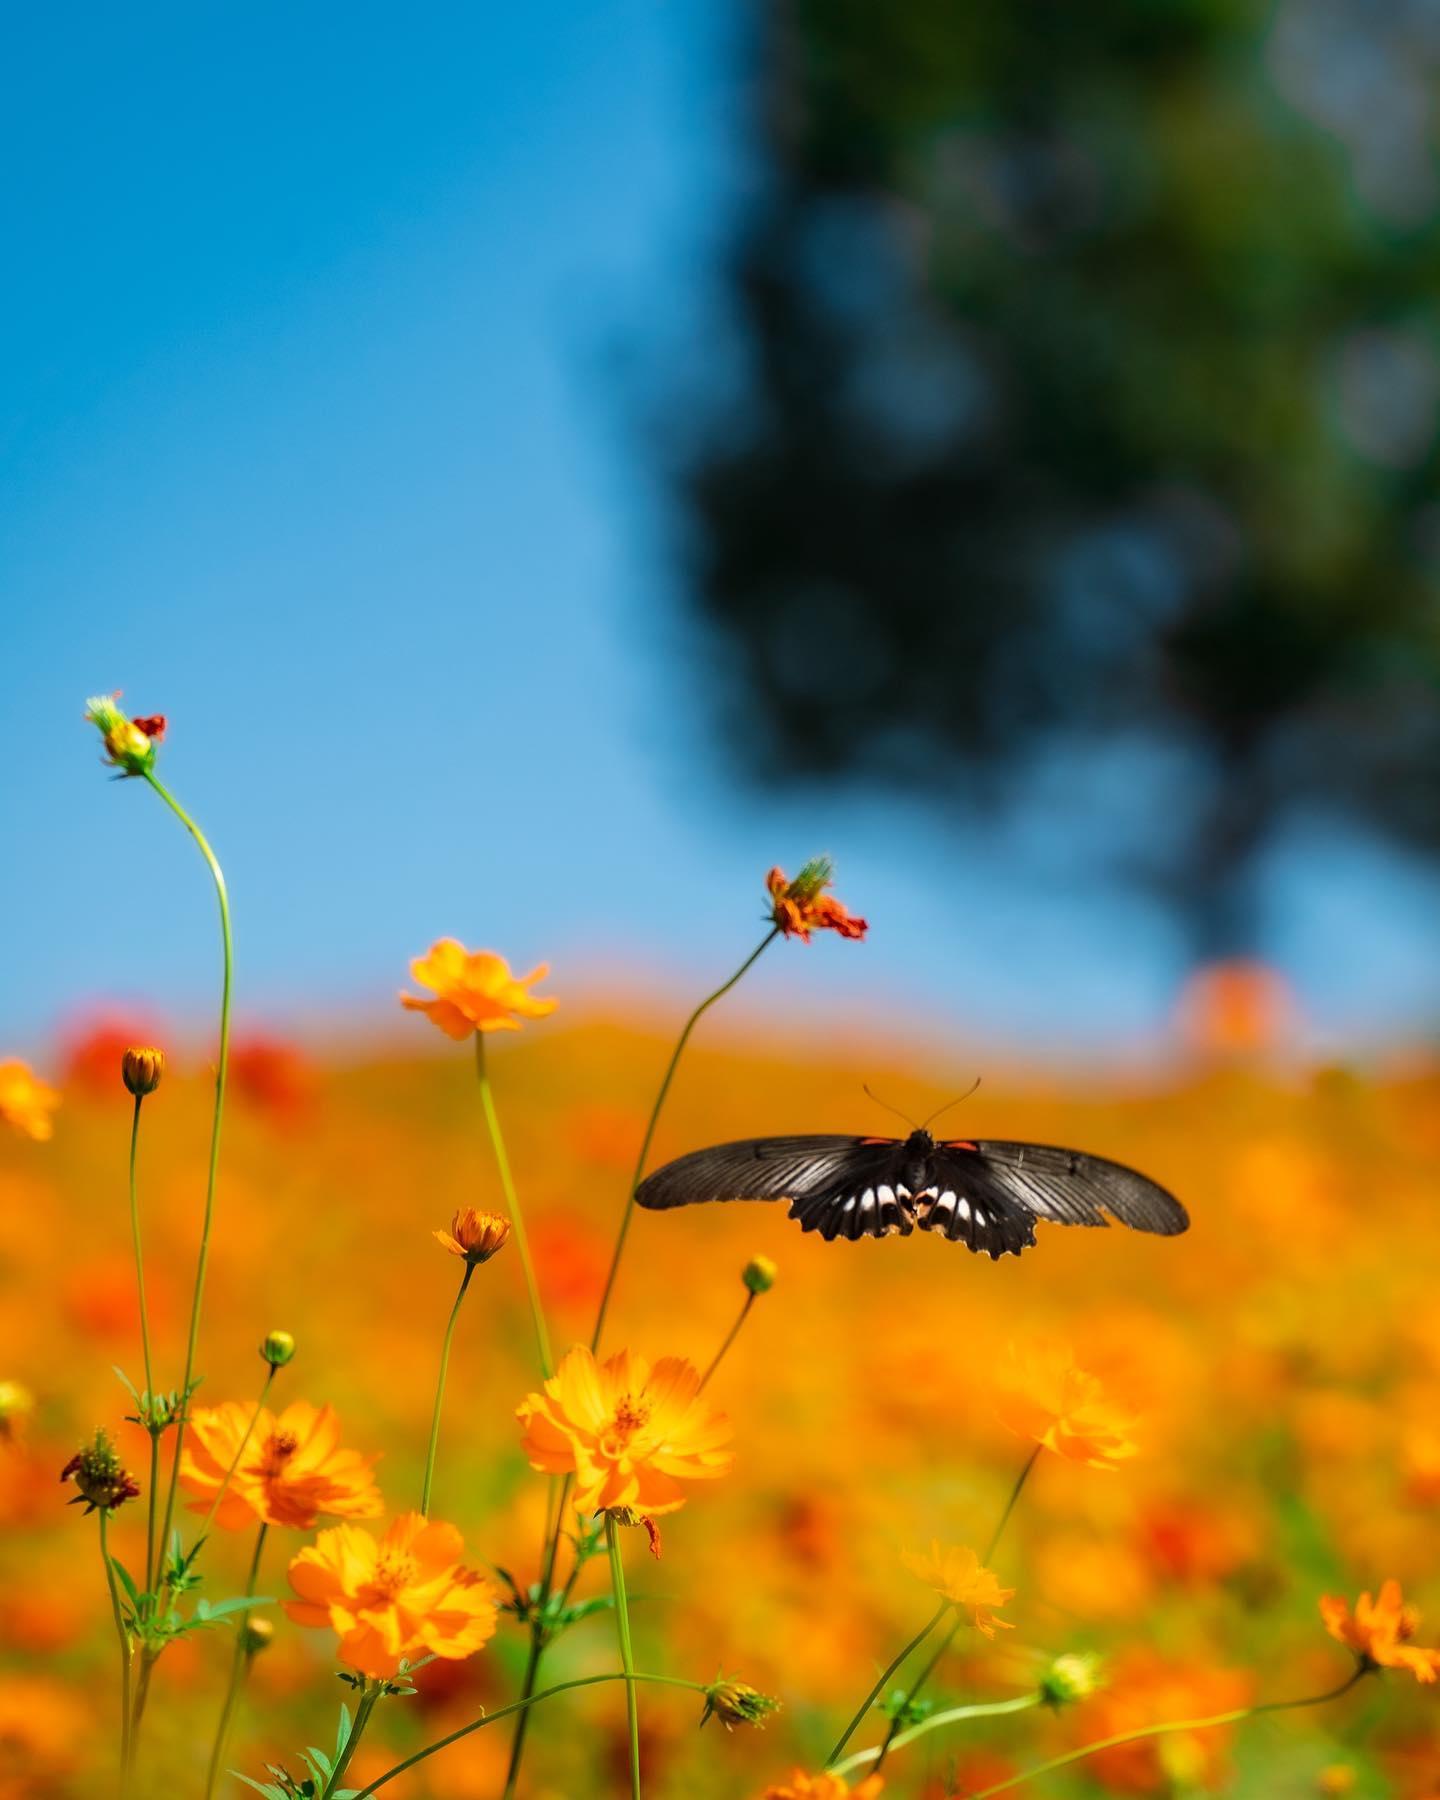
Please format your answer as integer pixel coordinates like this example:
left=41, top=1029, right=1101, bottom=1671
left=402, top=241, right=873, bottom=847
left=2, top=699, right=1438, bottom=1799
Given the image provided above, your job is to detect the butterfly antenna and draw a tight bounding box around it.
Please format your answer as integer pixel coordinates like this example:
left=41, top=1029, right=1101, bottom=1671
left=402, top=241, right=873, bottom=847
left=862, top=1083, right=920, bottom=1131
left=923, top=1077, right=982, bottom=1132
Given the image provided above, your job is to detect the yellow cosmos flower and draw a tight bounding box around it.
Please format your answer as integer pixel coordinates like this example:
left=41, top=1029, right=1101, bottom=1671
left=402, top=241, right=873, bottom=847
left=1321, top=1580, right=1440, bottom=1683
left=286, top=1512, right=498, bottom=1679
left=180, top=1399, right=382, bottom=1530
left=400, top=939, right=558, bottom=1038
left=0, top=1061, right=60, bottom=1141
left=434, top=1207, right=511, bottom=1264
left=901, top=1542, right=1015, bottom=1637
left=994, top=1342, right=1138, bottom=1470
left=516, top=1344, right=734, bottom=1517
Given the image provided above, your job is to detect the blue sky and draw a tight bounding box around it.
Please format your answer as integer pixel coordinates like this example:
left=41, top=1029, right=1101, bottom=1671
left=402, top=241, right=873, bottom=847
left=3, top=1, right=1438, bottom=1062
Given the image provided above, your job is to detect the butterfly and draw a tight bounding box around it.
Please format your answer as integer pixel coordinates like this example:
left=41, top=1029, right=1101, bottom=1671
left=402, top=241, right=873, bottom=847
left=635, top=1127, right=1187, bottom=1259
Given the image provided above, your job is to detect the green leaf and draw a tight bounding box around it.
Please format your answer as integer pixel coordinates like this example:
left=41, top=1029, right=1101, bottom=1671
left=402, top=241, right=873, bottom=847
left=302, top=1748, right=332, bottom=1784
left=113, top=1365, right=141, bottom=1405
left=335, top=1702, right=352, bottom=1760
left=230, top=1778, right=286, bottom=1799
left=203, top=1594, right=276, bottom=1623
left=110, top=1556, right=143, bottom=1610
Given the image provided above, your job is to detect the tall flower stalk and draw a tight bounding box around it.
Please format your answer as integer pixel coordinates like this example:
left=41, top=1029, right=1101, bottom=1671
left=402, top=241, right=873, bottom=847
left=606, top=1514, right=643, bottom=1800
left=202, top=1524, right=268, bottom=1800
left=121, top=1048, right=164, bottom=1590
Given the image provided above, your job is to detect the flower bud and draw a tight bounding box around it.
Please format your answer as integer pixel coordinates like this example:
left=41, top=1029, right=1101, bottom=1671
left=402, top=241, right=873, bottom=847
left=433, top=1208, right=512, bottom=1266
left=0, top=1379, right=35, bottom=1443
left=1039, top=1651, right=1106, bottom=1708
left=122, top=1046, right=165, bottom=1098
left=260, top=1329, right=296, bottom=1369
left=84, top=694, right=163, bottom=778
left=700, top=1678, right=781, bottom=1731
left=241, top=1615, right=275, bottom=1655
left=743, top=1255, right=777, bottom=1295
left=59, top=1428, right=141, bottom=1513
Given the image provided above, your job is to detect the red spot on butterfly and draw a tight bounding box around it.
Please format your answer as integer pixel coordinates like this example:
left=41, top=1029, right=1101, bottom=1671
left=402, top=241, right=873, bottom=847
left=943, top=1139, right=979, bottom=1152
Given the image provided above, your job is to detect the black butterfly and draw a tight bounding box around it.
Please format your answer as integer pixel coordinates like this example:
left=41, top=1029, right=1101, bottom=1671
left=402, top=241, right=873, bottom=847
left=635, top=1128, right=1187, bottom=1259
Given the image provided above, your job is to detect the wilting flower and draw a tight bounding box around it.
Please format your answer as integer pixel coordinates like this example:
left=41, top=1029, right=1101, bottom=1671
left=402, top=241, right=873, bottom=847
left=516, top=1345, right=733, bottom=1516
left=0, top=1380, right=35, bottom=1443
left=901, top=1542, right=1015, bottom=1637
left=84, top=694, right=164, bottom=776
left=434, top=1207, right=512, bottom=1265
left=765, top=860, right=867, bottom=942
left=286, top=1511, right=498, bottom=1679
left=1321, top=1581, right=1440, bottom=1683
left=759, top=1773, right=882, bottom=1799
left=702, top=1678, right=782, bottom=1730
left=0, top=1061, right=60, bottom=1141
left=401, top=940, right=558, bottom=1038
left=180, top=1400, right=382, bottom=1530
left=60, top=1429, right=140, bottom=1514
left=994, top=1342, right=1138, bottom=1470
left=121, top=1046, right=165, bottom=1097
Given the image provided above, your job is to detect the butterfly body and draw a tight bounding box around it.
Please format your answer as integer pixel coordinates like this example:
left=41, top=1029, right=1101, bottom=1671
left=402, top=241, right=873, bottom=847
left=635, top=1127, right=1186, bottom=1260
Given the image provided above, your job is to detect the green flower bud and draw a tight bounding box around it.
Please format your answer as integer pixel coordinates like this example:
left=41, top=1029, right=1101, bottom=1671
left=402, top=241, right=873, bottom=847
left=1040, top=1651, right=1106, bottom=1707
left=743, top=1255, right=778, bottom=1295
left=260, top=1329, right=296, bottom=1369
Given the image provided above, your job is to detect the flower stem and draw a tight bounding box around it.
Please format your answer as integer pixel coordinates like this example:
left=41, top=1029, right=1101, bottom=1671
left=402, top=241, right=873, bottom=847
left=143, top=770, right=233, bottom=1580
left=961, top=1668, right=1369, bottom=1799
left=421, top=1261, right=475, bottom=1514
left=196, top=1366, right=275, bottom=1543
left=202, top=1523, right=267, bottom=1800
left=826, top=1599, right=950, bottom=1765
left=590, top=926, right=779, bottom=1354
left=832, top=1693, right=1041, bottom=1778
left=100, top=1509, right=133, bottom=1785
left=606, top=1515, right=643, bottom=1800
left=126, top=1092, right=157, bottom=1590
left=475, top=1033, right=551, bottom=1376
left=324, top=1684, right=381, bottom=1799
left=698, top=1291, right=755, bottom=1392
left=353, top=1672, right=707, bottom=1797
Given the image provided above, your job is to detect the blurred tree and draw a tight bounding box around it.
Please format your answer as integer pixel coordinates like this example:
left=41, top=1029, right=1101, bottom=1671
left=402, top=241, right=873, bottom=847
left=666, top=0, right=1440, bottom=951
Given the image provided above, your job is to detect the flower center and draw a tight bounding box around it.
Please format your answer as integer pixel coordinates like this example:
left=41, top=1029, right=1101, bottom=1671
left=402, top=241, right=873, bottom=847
left=599, top=1393, right=652, bottom=1459
left=259, top=1430, right=300, bottom=1477
left=367, top=1552, right=417, bottom=1601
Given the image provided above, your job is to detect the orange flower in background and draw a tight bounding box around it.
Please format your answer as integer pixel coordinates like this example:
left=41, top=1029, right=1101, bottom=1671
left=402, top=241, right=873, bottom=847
left=180, top=1400, right=382, bottom=1530
left=1175, top=958, right=1294, bottom=1057
left=760, top=1773, right=883, bottom=1800
left=0, top=1061, right=59, bottom=1141
left=901, top=1543, right=1014, bottom=1637
left=1321, top=1581, right=1440, bottom=1682
left=401, top=940, right=558, bottom=1037
left=765, top=860, right=867, bottom=942
left=286, top=1512, right=497, bottom=1679
left=434, top=1207, right=511, bottom=1264
left=1083, top=1651, right=1253, bottom=1794
left=517, top=1345, right=734, bottom=1516
left=995, top=1342, right=1138, bottom=1469
left=231, top=1034, right=318, bottom=1125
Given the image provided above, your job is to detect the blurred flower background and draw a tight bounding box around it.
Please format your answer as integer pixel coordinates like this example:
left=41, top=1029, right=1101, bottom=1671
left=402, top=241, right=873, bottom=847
left=4, top=1, right=1440, bottom=1795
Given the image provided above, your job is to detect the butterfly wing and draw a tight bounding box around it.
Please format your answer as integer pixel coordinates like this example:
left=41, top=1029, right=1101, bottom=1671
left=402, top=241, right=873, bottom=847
left=635, top=1135, right=914, bottom=1241
left=923, top=1141, right=1188, bottom=1244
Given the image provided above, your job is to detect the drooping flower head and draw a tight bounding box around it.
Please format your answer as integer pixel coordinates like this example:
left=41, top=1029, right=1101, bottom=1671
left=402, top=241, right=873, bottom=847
left=765, top=860, right=867, bottom=942
left=434, top=1207, right=511, bottom=1265
left=702, top=1678, right=782, bottom=1730
left=60, top=1429, right=140, bottom=1514
left=901, top=1542, right=1015, bottom=1637
left=759, top=1773, right=883, bottom=1799
left=516, top=1344, right=734, bottom=1517
left=994, top=1342, right=1138, bottom=1470
left=401, top=940, right=558, bottom=1038
left=0, top=1062, right=60, bottom=1141
left=286, top=1511, right=498, bottom=1679
left=84, top=694, right=164, bottom=777
left=179, top=1400, right=382, bottom=1530
left=1321, top=1580, right=1440, bottom=1683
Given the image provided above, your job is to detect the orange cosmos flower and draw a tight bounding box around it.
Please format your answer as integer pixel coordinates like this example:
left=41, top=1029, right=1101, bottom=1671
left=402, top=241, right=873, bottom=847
left=286, top=1511, right=497, bottom=1679
left=0, top=1061, right=59, bottom=1141
left=180, top=1400, right=382, bottom=1530
left=1084, top=1651, right=1252, bottom=1793
left=401, top=940, right=558, bottom=1038
left=994, top=1342, right=1138, bottom=1470
left=1320, top=1580, right=1440, bottom=1683
left=765, top=860, right=867, bottom=942
left=760, top=1773, right=882, bottom=1800
left=516, top=1344, right=733, bottom=1517
left=434, top=1207, right=512, bottom=1264
left=900, top=1542, right=1015, bottom=1637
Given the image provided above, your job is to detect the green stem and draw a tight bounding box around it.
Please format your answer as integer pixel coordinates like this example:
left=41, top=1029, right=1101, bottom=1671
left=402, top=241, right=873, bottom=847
left=962, top=1668, right=1369, bottom=1799
left=196, top=1366, right=275, bottom=1543
left=606, top=1515, right=643, bottom=1800
left=100, top=1509, right=133, bottom=1785
left=144, top=769, right=233, bottom=1581
left=827, top=1601, right=949, bottom=1766
left=324, top=1685, right=381, bottom=1799
left=982, top=1445, right=1041, bottom=1564
left=202, top=1523, right=267, bottom=1800
left=475, top=1033, right=551, bottom=1376
left=832, top=1693, right=1041, bottom=1778
left=421, top=1262, right=475, bottom=1514
left=590, top=927, right=779, bottom=1354
left=352, top=1672, right=706, bottom=1798
left=698, top=1291, right=755, bottom=1392
left=126, top=1093, right=157, bottom=1589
